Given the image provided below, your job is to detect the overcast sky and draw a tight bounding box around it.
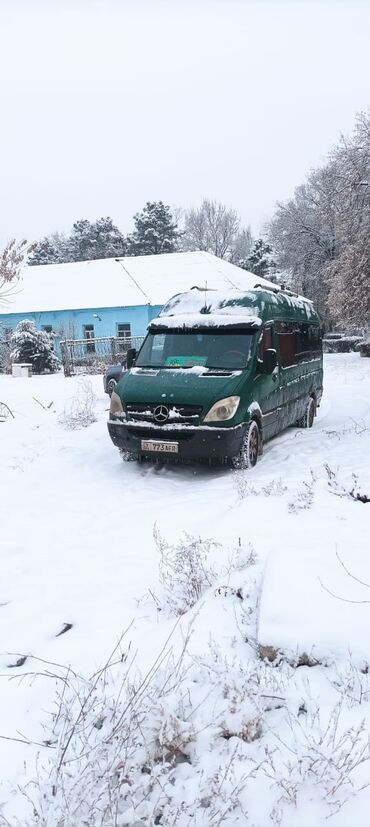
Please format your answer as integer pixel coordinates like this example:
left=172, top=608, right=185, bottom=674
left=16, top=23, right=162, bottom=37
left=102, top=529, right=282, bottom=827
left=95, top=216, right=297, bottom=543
left=1, top=0, right=370, bottom=247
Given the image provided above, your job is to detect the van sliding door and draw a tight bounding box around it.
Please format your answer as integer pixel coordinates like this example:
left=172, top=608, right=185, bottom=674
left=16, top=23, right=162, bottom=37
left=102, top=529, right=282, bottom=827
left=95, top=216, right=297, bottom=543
left=276, top=322, right=315, bottom=428
left=255, top=325, right=281, bottom=440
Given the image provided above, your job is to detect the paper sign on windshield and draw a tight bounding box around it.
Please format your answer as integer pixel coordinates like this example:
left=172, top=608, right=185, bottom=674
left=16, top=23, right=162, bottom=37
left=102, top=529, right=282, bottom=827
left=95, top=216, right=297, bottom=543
left=165, top=356, right=207, bottom=367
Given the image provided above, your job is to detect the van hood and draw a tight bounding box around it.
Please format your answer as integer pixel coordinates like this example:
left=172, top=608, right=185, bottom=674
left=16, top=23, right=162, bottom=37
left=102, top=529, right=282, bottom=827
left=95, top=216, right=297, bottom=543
left=116, top=366, right=246, bottom=411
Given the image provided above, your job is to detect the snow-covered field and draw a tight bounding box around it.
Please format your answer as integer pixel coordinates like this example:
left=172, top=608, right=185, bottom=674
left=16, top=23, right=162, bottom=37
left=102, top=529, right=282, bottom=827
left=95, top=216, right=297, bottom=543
left=0, top=354, right=370, bottom=826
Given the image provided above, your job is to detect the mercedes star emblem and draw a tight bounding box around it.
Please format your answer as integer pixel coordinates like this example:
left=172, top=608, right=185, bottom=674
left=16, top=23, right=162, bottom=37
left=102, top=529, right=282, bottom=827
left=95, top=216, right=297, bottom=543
left=153, top=404, right=169, bottom=423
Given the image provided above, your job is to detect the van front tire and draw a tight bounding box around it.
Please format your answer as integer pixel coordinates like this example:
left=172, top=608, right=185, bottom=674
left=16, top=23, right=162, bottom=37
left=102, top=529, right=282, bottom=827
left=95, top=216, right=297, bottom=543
left=119, top=448, right=139, bottom=462
left=107, top=378, right=117, bottom=396
left=233, top=420, right=261, bottom=469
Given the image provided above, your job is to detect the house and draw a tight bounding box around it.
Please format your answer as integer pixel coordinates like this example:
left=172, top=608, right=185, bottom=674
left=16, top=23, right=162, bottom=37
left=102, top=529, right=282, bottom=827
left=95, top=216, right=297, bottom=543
left=0, top=251, right=275, bottom=358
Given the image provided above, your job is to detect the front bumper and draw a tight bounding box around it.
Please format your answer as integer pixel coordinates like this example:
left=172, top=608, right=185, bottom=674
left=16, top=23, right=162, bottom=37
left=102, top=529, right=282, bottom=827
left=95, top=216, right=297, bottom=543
left=107, top=419, right=246, bottom=462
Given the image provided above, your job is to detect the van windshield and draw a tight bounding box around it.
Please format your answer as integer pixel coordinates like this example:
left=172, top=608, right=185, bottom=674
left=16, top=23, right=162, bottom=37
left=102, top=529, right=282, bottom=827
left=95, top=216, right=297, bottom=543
left=136, top=330, right=254, bottom=370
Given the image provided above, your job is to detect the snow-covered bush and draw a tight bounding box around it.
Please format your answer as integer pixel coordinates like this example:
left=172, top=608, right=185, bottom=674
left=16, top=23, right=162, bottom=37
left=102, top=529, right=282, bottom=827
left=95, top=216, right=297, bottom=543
left=11, top=641, right=260, bottom=827
left=234, top=473, right=287, bottom=500
left=10, top=319, right=59, bottom=373
left=264, top=699, right=370, bottom=816
left=226, top=538, right=258, bottom=572
left=59, top=378, right=97, bottom=429
left=154, top=527, right=218, bottom=616
left=324, top=463, right=370, bottom=503
left=288, top=471, right=316, bottom=513
left=8, top=640, right=370, bottom=825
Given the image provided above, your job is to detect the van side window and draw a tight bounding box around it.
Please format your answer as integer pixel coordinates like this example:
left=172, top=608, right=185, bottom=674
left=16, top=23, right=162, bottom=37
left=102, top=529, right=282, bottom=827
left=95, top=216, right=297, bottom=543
left=258, top=326, right=273, bottom=361
left=276, top=322, right=298, bottom=367
left=307, top=325, right=322, bottom=356
left=277, top=322, right=322, bottom=367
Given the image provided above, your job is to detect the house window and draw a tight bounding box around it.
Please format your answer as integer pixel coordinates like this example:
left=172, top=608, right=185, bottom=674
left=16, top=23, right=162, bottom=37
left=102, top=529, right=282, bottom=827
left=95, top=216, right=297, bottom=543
left=117, top=323, right=131, bottom=351
left=117, top=323, right=131, bottom=339
left=83, top=324, right=95, bottom=353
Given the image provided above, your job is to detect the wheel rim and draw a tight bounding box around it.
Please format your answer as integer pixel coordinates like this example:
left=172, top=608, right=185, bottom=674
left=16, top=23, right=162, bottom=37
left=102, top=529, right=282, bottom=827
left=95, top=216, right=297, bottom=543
left=108, top=379, right=117, bottom=395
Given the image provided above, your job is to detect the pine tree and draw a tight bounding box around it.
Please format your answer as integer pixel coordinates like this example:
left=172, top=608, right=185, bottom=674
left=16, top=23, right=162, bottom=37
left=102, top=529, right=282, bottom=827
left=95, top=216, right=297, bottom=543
left=93, top=217, right=128, bottom=259
left=10, top=320, right=59, bottom=373
left=127, top=202, right=179, bottom=256
left=68, top=220, right=95, bottom=262
left=69, top=217, right=127, bottom=261
left=28, top=233, right=67, bottom=266
left=246, top=238, right=277, bottom=278
left=29, top=218, right=127, bottom=265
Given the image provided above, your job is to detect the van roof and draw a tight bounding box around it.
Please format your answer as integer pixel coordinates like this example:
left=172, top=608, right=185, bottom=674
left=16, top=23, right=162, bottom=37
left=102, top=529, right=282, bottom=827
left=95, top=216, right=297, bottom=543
left=151, top=286, right=320, bottom=330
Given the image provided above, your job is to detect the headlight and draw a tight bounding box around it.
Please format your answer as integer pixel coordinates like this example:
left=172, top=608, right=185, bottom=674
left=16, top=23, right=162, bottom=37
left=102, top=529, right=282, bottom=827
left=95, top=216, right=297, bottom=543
left=110, top=390, right=125, bottom=418
left=203, top=396, right=240, bottom=423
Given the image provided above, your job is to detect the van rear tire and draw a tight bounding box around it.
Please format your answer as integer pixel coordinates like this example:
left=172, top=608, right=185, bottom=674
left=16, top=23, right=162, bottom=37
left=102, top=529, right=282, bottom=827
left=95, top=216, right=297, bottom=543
left=296, top=396, right=316, bottom=428
left=232, top=420, right=260, bottom=469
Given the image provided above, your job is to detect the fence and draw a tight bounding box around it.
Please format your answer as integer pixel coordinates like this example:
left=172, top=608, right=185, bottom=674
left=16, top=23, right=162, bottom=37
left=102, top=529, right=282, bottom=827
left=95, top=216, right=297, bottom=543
left=60, top=335, right=144, bottom=377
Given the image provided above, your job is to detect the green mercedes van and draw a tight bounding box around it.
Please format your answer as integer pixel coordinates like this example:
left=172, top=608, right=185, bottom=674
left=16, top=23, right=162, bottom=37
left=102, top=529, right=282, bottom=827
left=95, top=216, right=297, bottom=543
left=108, top=286, right=323, bottom=467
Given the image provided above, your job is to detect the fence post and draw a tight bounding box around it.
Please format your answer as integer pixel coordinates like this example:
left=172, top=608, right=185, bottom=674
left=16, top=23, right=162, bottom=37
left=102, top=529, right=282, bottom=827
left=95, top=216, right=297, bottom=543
left=61, top=340, right=71, bottom=377
left=110, top=337, right=116, bottom=360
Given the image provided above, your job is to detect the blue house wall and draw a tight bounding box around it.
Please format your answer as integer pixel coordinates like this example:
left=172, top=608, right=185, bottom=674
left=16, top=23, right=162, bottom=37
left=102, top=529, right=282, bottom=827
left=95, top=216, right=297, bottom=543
left=0, top=304, right=162, bottom=356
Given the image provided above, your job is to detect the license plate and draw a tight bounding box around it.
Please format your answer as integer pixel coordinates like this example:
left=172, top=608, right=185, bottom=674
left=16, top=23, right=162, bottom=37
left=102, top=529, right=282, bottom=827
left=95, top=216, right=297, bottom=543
left=141, top=440, right=179, bottom=454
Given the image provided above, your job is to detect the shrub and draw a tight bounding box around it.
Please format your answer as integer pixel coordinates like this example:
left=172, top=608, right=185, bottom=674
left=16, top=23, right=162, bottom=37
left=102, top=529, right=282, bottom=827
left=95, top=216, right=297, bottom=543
left=154, top=527, right=218, bottom=616
left=59, top=379, right=97, bottom=429
left=10, top=320, right=59, bottom=373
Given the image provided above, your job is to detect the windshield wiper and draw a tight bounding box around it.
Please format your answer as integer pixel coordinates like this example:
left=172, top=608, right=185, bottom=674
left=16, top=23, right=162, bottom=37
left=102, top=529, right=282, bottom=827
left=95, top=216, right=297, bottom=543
left=139, top=364, right=198, bottom=370
left=206, top=365, right=245, bottom=371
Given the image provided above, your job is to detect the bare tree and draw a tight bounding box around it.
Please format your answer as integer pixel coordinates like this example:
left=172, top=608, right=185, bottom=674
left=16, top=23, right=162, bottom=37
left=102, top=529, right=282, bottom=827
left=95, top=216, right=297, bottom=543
left=326, top=235, right=370, bottom=331
left=268, top=169, right=338, bottom=320
left=228, top=226, right=253, bottom=266
left=324, top=116, right=370, bottom=329
left=268, top=110, right=370, bottom=329
left=182, top=198, right=241, bottom=259
left=0, top=239, right=34, bottom=304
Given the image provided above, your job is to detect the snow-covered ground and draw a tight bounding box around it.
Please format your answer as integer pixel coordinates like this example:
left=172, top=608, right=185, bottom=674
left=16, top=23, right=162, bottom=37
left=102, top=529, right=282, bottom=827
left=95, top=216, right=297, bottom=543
left=0, top=354, right=370, bottom=826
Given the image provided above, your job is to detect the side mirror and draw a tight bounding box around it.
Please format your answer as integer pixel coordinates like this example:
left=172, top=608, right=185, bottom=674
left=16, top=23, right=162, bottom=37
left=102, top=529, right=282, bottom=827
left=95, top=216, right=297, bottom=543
left=126, top=347, right=137, bottom=369
left=263, top=348, right=277, bottom=374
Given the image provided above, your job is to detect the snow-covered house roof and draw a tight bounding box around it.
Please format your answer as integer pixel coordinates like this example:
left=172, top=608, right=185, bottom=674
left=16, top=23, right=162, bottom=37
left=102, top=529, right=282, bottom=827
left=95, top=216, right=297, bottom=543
left=1, top=251, right=277, bottom=315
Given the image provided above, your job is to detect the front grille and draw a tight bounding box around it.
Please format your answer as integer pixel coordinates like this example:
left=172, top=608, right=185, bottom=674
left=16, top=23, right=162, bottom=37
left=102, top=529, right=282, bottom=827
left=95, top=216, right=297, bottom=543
left=125, top=403, right=203, bottom=425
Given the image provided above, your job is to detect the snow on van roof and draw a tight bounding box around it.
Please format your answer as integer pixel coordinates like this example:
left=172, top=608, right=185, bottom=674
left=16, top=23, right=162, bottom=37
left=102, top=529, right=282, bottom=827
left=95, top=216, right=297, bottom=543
left=1, top=251, right=277, bottom=315
left=159, top=286, right=262, bottom=316
left=149, top=312, right=262, bottom=330
left=158, top=284, right=318, bottom=324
